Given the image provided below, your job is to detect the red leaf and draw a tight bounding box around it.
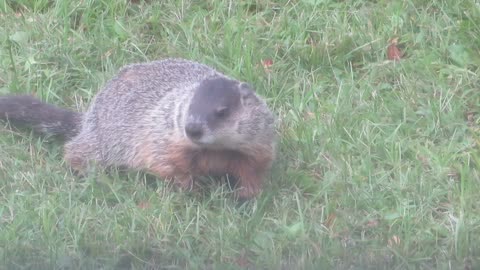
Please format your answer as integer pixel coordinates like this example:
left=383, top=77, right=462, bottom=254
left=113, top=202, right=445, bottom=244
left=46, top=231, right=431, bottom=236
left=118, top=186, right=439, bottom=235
left=387, top=37, right=403, bottom=61
left=261, top=59, right=273, bottom=72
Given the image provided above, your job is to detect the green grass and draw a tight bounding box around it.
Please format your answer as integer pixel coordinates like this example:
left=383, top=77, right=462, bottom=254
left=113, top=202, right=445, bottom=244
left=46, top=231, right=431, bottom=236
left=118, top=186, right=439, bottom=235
left=1, top=0, right=480, bottom=269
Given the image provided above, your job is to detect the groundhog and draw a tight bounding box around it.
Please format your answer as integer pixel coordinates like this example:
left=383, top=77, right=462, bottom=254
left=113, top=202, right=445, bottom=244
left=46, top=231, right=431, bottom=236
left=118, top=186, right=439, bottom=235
left=0, top=58, right=277, bottom=200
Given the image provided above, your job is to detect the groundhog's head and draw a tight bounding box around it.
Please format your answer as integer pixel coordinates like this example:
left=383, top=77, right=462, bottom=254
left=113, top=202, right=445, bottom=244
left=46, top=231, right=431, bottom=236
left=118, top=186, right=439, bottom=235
left=185, top=77, right=275, bottom=149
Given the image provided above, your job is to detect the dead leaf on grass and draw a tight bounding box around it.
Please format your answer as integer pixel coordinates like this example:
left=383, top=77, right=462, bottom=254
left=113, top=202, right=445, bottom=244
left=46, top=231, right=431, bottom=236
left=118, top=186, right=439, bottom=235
left=324, top=213, right=336, bottom=229
left=387, top=37, right=403, bottom=61
left=261, top=59, right=273, bottom=73
left=365, top=219, right=379, bottom=228
left=137, top=201, right=151, bottom=209
left=387, top=235, right=401, bottom=247
left=303, top=111, right=315, bottom=120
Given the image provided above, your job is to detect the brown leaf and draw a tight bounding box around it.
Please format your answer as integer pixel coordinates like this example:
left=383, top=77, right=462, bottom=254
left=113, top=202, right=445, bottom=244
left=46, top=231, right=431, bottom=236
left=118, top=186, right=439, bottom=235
left=324, top=213, right=336, bottom=229
left=137, top=201, right=151, bottom=209
left=387, top=235, right=401, bottom=247
left=387, top=37, right=403, bottom=61
left=261, top=59, right=273, bottom=73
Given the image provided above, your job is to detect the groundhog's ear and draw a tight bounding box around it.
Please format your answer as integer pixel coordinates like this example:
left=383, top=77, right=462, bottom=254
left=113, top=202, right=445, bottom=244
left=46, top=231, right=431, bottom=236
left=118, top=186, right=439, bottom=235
left=239, top=83, right=258, bottom=106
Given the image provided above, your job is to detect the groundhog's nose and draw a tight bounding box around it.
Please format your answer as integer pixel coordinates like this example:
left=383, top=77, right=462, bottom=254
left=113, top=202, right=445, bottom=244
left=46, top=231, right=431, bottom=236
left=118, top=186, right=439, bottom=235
left=185, top=122, right=204, bottom=140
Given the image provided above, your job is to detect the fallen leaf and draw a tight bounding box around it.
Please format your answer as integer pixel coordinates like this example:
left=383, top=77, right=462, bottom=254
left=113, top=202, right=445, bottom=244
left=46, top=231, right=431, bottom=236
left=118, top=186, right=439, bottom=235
left=465, top=111, right=476, bottom=126
left=261, top=59, right=273, bottom=72
left=324, top=213, right=336, bottom=229
left=303, top=111, right=315, bottom=120
left=387, top=37, right=403, bottom=61
left=387, top=235, right=401, bottom=247
left=137, top=201, right=151, bottom=209
left=365, top=219, right=379, bottom=228
left=233, top=250, right=251, bottom=268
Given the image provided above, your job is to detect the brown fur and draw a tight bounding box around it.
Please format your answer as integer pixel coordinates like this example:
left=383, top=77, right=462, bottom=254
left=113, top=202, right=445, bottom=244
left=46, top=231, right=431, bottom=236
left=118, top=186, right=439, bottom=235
left=136, top=137, right=274, bottom=198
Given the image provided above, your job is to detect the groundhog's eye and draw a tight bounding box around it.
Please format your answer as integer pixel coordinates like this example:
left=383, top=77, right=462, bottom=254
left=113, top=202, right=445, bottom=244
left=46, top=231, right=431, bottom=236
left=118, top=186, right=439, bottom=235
left=215, top=106, right=229, bottom=118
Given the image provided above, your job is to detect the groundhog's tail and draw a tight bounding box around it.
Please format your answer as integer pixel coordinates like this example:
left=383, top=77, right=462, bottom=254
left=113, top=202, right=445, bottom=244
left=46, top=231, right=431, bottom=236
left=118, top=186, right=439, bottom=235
left=0, top=95, right=82, bottom=139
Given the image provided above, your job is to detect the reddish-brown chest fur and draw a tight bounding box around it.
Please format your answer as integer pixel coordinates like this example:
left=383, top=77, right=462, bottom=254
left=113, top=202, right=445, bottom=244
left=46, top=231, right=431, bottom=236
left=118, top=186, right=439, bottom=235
left=141, top=139, right=274, bottom=199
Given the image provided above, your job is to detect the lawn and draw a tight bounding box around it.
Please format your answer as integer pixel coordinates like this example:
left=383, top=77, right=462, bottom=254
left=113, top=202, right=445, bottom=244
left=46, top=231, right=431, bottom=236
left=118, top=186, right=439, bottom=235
left=1, top=0, right=480, bottom=269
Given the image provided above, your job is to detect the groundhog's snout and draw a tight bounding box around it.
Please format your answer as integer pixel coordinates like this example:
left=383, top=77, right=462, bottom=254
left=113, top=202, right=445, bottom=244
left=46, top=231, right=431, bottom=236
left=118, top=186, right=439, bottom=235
left=185, top=122, right=204, bottom=141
